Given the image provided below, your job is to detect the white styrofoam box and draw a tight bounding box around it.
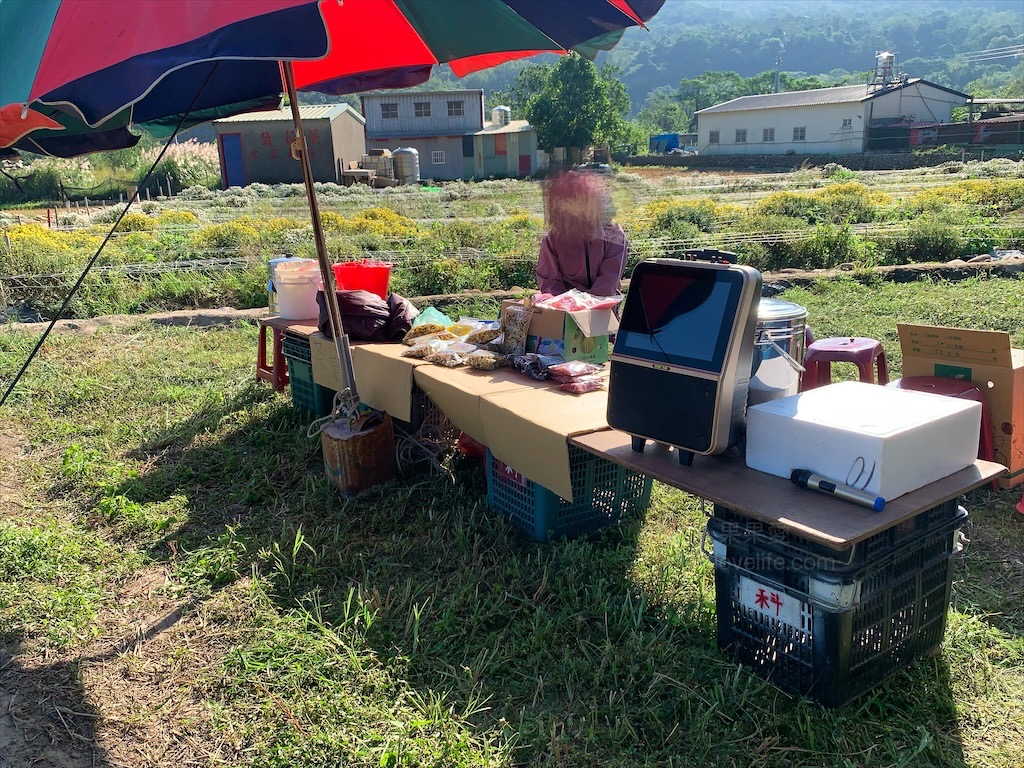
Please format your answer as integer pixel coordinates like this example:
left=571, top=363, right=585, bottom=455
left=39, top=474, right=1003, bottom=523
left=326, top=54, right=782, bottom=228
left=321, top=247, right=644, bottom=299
left=745, top=381, right=981, bottom=500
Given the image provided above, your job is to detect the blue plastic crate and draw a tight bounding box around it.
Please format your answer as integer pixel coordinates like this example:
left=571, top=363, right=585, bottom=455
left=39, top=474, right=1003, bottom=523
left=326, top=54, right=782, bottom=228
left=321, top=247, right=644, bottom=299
left=485, top=447, right=652, bottom=541
left=282, top=335, right=335, bottom=418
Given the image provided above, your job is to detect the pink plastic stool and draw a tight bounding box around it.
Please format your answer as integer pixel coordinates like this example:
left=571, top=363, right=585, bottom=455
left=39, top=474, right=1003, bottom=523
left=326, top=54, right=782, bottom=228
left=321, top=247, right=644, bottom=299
left=801, top=337, right=889, bottom=391
left=889, top=375, right=998, bottom=490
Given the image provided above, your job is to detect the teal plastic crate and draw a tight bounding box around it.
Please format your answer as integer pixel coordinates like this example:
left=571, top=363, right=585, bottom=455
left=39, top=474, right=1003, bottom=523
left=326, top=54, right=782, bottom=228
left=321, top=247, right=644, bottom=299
left=485, top=447, right=652, bottom=541
left=282, top=335, right=335, bottom=417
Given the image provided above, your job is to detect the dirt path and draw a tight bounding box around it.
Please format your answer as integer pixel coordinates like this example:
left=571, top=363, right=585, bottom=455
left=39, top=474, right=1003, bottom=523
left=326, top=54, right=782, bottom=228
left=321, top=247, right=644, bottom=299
left=0, top=428, right=237, bottom=768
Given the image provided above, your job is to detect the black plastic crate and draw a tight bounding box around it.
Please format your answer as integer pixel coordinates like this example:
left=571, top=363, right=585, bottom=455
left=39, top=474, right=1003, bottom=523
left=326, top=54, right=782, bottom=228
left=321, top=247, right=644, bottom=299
left=713, top=498, right=961, bottom=571
left=707, top=506, right=967, bottom=707
left=486, top=447, right=652, bottom=542
left=282, top=335, right=335, bottom=418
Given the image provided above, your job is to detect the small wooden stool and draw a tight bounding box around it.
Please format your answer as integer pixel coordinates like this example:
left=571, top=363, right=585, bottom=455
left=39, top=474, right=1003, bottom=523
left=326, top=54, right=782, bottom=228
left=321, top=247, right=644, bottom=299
left=256, top=320, right=289, bottom=393
left=801, top=337, right=888, bottom=390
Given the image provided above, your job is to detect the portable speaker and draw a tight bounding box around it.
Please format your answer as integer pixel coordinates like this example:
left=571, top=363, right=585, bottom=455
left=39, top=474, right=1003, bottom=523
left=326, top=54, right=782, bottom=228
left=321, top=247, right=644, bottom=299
left=607, top=258, right=762, bottom=463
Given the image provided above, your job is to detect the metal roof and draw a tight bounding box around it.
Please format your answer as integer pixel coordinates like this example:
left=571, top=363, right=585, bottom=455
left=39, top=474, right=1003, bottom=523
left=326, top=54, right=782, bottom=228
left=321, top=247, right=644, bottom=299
left=361, top=89, right=484, bottom=99
left=696, top=79, right=969, bottom=115
left=476, top=120, right=533, bottom=135
left=212, top=103, right=365, bottom=125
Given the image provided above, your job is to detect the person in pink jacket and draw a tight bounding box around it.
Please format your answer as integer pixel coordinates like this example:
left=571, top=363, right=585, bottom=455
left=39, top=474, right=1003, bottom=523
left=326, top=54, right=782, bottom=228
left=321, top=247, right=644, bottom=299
left=535, top=171, right=627, bottom=297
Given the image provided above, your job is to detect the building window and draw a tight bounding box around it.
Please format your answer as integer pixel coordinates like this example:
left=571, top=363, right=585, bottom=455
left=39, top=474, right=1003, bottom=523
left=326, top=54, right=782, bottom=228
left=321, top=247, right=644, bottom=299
left=763, top=128, right=775, bottom=142
left=494, top=134, right=507, bottom=156
left=709, top=130, right=719, bottom=144
left=793, top=126, right=806, bottom=141
left=447, top=100, right=464, bottom=117
left=735, top=129, right=747, bottom=143
left=381, top=103, right=398, bottom=120
left=842, top=118, right=853, bottom=129
left=431, top=150, right=445, bottom=165
left=414, top=102, right=431, bottom=118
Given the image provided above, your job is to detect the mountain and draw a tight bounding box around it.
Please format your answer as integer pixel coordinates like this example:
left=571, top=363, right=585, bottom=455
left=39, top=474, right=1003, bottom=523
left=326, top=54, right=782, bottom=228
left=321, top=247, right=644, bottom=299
left=438, top=0, right=1024, bottom=112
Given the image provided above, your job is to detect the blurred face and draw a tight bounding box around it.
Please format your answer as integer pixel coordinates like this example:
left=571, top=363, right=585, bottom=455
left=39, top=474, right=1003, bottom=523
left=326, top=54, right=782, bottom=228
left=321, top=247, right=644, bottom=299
left=544, top=171, right=609, bottom=242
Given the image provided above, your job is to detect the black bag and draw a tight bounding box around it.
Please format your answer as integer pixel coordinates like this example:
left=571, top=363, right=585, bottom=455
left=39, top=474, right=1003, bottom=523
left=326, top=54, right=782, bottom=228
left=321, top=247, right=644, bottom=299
left=316, top=289, right=419, bottom=342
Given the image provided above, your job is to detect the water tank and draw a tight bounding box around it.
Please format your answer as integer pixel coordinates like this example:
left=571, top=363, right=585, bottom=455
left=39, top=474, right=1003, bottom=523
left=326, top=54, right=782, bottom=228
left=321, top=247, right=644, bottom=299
left=392, top=147, right=420, bottom=185
left=491, top=106, right=512, bottom=126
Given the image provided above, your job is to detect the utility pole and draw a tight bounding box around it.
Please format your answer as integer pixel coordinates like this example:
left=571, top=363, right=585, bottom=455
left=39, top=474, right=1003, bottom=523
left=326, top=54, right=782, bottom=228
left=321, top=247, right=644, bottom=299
left=774, top=53, right=782, bottom=93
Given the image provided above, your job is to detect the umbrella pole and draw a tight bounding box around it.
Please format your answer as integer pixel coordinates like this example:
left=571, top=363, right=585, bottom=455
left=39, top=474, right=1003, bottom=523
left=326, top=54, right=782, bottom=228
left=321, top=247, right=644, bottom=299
left=281, top=61, right=358, bottom=405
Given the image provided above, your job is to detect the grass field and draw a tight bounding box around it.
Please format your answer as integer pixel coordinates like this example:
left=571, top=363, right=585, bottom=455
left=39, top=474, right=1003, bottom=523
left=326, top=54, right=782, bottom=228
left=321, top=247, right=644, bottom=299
left=1, top=275, right=1022, bottom=767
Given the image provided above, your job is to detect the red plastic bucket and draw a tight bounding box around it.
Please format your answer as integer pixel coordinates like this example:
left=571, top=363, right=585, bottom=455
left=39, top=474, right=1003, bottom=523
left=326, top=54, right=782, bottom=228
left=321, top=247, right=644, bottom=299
left=331, top=260, right=392, bottom=299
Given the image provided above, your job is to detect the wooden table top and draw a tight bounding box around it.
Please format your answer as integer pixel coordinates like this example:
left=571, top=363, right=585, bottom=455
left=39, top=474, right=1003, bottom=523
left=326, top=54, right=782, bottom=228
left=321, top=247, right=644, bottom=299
left=570, top=429, right=1005, bottom=550
left=260, top=315, right=320, bottom=336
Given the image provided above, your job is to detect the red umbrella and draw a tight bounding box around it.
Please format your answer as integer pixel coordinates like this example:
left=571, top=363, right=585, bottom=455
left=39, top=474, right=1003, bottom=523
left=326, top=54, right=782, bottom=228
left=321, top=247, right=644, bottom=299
left=0, top=0, right=666, bottom=409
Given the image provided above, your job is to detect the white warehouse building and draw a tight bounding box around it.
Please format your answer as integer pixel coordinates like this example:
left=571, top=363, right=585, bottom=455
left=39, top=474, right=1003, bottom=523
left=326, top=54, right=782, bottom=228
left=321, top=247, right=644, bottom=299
left=695, top=78, right=969, bottom=156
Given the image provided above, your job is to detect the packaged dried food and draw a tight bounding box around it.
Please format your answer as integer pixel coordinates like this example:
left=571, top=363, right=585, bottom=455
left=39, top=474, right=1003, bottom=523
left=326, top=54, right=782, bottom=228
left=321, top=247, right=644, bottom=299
left=402, top=338, right=450, bottom=359
left=466, top=349, right=507, bottom=371
left=403, top=323, right=446, bottom=344
left=465, top=326, right=501, bottom=345
left=501, top=304, right=533, bottom=355
left=509, top=353, right=561, bottom=380
left=548, top=360, right=603, bottom=383
left=559, top=374, right=606, bottom=394
left=425, top=341, right=478, bottom=368
left=536, top=289, right=623, bottom=312
left=446, top=322, right=477, bottom=337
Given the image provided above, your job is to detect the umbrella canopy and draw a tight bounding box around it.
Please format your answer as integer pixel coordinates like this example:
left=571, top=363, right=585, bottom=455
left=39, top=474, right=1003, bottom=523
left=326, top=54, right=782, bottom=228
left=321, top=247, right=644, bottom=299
left=1, top=0, right=665, bottom=155
left=0, top=0, right=665, bottom=411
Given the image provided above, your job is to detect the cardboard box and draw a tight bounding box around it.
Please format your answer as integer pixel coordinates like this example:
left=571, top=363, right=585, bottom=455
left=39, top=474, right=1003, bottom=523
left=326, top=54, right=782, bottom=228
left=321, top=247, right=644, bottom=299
left=501, top=299, right=618, bottom=364
left=898, top=324, right=1023, bottom=488
left=746, top=381, right=982, bottom=501
left=309, top=336, right=424, bottom=422
left=411, top=365, right=539, bottom=443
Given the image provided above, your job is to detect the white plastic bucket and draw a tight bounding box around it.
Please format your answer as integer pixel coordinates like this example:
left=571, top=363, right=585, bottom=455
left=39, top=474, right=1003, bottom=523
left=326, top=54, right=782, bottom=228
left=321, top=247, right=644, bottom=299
left=274, top=261, right=321, bottom=319
left=267, top=256, right=307, bottom=313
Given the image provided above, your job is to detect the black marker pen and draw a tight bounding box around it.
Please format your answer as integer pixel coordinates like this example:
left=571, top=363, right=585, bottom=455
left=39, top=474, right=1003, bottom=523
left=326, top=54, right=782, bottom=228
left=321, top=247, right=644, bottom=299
left=791, top=469, right=885, bottom=512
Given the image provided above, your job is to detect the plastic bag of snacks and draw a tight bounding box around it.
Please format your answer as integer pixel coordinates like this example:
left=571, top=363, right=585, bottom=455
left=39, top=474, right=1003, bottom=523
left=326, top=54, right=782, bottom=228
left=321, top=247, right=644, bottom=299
left=547, top=360, right=602, bottom=383
left=465, top=323, right=501, bottom=345
left=412, top=306, right=452, bottom=327
left=509, top=353, right=561, bottom=381
left=446, top=321, right=478, bottom=337
left=559, top=374, right=606, bottom=394
left=425, top=341, right=477, bottom=368
left=402, top=338, right=451, bottom=359
left=537, top=289, right=622, bottom=312
left=501, top=304, right=533, bottom=356
left=403, top=323, right=447, bottom=344
left=466, top=349, right=507, bottom=371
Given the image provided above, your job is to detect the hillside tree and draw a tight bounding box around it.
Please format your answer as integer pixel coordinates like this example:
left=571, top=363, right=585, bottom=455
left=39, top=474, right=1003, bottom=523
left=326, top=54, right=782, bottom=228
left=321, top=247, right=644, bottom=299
left=525, top=54, right=633, bottom=151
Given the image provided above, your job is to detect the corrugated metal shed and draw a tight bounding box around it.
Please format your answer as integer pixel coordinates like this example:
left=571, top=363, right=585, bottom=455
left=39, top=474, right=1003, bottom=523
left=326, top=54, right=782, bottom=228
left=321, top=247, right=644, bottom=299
left=214, top=104, right=364, bottom=124
left=697, top=79, right=968, bottom=115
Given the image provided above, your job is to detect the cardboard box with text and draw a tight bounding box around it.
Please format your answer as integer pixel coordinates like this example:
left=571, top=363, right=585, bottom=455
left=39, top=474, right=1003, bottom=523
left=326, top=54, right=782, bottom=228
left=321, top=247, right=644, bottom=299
left=501, top=299, right=619, bottom=364
left=898, top=324, right=1023, bottom=488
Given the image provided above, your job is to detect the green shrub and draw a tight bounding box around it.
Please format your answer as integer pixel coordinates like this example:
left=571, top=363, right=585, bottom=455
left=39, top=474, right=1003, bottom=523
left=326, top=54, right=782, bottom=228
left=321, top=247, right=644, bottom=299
left=821, top=163, right=857, bottom=180
left=871, top=216, right=965, bottom=264
left=141, top=140, right=219, bottom=191
left=190, top=221, right=260, bottom=255
left=115, top=212, right=156, bottom=232
left=753, top=191, right=824, bottom=223
left=0, top=157, right=97, bottom=204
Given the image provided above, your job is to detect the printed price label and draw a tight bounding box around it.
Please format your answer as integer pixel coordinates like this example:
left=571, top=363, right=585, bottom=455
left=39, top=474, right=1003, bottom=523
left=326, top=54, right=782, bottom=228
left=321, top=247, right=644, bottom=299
left=493, top=458, right=528, bottom=487
left=737, top=575, right=802, bottom=627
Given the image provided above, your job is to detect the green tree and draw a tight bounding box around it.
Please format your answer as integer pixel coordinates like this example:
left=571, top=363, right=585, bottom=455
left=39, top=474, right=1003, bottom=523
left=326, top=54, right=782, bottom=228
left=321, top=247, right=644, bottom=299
left=526, top=55, right=631, bottom=151
left=490, top=62, right=553, bottom=114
